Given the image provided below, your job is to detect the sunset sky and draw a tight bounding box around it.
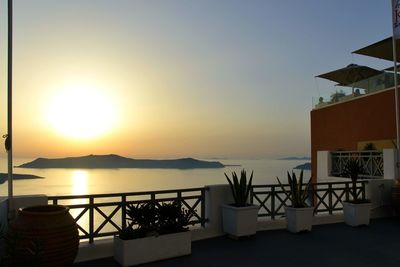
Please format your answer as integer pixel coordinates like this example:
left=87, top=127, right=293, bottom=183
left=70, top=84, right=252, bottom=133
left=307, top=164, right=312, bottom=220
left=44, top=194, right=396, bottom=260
left=0, top=1, right=393, bottom=159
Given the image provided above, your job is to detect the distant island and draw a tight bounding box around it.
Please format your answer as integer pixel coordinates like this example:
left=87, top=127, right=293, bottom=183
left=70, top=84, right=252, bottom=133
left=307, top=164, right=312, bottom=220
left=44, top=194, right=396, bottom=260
left=0, top=173, right=43, bottom=184
left=279, top=156, right=311, bottom=160
left=17, top=154, right=225, bottom=169
left=293, top=162, right=311, bottom=170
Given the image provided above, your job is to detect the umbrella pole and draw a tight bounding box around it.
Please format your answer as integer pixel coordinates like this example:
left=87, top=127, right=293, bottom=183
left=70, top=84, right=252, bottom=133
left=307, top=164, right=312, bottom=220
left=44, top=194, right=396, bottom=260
left=393, top=38, right=400, bottom=180
left=7, top=0, right=14, bottom=219
left=394, top=43, right=399, bottom=152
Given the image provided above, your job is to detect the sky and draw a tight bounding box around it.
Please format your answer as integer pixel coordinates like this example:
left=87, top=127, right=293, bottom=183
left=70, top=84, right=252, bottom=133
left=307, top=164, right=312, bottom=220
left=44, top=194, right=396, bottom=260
left=0, top=0, right=393, bottom=159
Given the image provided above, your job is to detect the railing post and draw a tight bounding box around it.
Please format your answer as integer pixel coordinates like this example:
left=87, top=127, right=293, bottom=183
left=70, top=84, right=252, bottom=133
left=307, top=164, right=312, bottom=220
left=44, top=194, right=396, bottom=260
left=151, top=192, right=156, bottom=208
left=201, top=188, right=206, bottom=227
left=328, top=184, right=333, bottom=215
left=362, top=182, right=366, bottom=200
left=177, top=191, right=182, bottom=205
left=369, top=152, right=373, bottom=177
left=271, top=186, right=275, bottom=220
left=89, top=196, right=94, bottom=244
left=310, top=183, right=316, bottom=213
left=121, top=195, right=127, bottom=231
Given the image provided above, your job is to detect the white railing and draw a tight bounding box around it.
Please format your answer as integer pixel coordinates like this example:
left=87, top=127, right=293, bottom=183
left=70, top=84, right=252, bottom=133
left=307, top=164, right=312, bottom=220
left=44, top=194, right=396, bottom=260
left=330, top=151, right=383, bottom=179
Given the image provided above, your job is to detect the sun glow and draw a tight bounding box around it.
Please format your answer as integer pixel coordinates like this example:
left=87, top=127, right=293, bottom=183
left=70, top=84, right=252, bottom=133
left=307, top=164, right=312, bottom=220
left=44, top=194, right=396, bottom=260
left=47, top=84, right=116, bottom=139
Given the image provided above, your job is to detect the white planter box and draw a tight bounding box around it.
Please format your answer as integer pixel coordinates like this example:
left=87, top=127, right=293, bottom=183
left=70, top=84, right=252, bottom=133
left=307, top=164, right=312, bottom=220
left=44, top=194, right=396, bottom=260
left=343, top=202, right=372, bottom=227
left=285, top=206, right=314, bottom=233
left=221, top=204, right=259, bottom=237
left=113, top=231, right=191, bottom=266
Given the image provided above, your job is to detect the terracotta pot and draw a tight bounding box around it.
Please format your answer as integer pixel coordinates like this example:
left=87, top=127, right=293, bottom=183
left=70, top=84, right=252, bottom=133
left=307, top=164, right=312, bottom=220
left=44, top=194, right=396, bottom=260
left=392, top=181, right=400, bottom=213
left=9, top=205, right=79, bottom=267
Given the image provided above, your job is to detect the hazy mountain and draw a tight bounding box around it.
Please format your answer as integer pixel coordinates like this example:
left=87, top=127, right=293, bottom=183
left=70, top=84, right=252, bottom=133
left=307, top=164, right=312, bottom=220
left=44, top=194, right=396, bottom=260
left=293, top=162, right=311, bottom=170
left=278, top=156, right=311, bottom=160
left=17, top=154, right=225, bottom=169
left=0, top=173, right=43, bottom=184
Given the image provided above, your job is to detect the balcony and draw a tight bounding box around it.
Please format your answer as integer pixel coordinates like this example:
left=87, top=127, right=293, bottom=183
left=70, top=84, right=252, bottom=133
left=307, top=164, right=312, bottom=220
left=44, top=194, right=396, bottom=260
left=74, top=217, right=400, bottom=267
left=0, top=173, right=395, bottom=266
left=313, top=72, right=398, bottom=109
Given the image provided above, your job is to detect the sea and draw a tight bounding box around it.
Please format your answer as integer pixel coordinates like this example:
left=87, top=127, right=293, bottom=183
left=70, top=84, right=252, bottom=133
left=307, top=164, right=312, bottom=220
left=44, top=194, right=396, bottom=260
left=0, top=158, right=312, bottom=197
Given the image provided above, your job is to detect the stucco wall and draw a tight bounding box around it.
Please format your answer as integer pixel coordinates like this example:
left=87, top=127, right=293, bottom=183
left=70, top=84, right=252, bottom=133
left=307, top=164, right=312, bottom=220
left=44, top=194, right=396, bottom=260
left=310, top=88, right=397, bottom=181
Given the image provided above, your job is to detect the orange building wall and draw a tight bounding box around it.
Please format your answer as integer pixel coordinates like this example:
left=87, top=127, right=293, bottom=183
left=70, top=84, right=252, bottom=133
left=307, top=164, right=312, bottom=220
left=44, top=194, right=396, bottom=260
left=310, top=88, right=397, bottom=182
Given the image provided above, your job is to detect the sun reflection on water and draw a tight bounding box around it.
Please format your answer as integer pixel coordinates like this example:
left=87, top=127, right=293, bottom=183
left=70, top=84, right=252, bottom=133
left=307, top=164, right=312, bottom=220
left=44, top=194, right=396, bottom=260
left=71, top=170, right=88, bottom=204
left=70, top=170, right=90, bottom=230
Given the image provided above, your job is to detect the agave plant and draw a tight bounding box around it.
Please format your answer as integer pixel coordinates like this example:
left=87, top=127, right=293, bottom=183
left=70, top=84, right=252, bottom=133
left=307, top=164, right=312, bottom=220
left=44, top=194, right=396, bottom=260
left=224, top=169, right=253, bottom=207
left=342, top=158, right=366, bottom=203
left=276, top=170, right=312, bottom=208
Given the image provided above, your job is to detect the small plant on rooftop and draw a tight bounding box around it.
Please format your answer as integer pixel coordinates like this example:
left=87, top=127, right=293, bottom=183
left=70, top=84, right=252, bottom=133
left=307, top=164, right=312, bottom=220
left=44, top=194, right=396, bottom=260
left=330, top=90, right=346, bottom=102
left=276, top=170, right=312, bottom=208
left=363, top=143, right=377, bottom=151
left=224, top=169, right=253, bottom=207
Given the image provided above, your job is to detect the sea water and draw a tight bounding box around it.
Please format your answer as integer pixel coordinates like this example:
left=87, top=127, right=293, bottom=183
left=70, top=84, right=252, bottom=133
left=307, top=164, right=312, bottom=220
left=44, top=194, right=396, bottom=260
left=0, top=158, right=311, bottom=197
left=0, top=158, right=314, bottom=236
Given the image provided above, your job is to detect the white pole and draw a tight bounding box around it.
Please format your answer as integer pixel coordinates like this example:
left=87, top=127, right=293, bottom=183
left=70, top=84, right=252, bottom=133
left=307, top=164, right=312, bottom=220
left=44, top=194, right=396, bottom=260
left=393, top=41, right=399, bottom=150
left=392, top=0, right=400, bottom=178
left=7, top=0, right=14, bottom=217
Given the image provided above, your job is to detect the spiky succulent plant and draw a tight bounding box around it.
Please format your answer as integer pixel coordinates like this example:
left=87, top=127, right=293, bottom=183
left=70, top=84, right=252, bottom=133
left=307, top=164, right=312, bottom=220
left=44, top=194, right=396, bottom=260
left=342, top=158, right=366, bottom=203
left=225, top=169, right=253, bottom=207
left=277, top=170, right=312, bottom=208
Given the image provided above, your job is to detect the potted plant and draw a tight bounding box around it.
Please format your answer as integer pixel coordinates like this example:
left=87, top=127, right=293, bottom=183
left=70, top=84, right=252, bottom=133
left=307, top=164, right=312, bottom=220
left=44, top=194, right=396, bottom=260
left=221, top=170, right=259, bottom=238
left=341, top=158, right=372, bottom=226
left=277, top=170, right=314, bottom=233
left=114, top=201, right=193, bottom=266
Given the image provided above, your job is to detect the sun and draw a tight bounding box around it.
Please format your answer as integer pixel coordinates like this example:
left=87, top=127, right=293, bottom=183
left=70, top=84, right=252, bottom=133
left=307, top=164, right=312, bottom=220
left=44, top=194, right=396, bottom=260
left=47, top=84, right=116, bottom=139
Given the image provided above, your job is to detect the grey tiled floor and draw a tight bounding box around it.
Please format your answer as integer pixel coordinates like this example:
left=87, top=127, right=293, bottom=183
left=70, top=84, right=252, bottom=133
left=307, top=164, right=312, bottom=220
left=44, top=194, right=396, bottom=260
left=75, top=217, right=400, bottom=267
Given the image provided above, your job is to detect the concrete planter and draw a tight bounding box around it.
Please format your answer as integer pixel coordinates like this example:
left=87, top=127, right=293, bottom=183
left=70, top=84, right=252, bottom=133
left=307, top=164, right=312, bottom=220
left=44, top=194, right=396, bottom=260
left=343, top=202, right=372, bottom=226
left=221, top=204, right=259, bottom=237
left=285, top=206, right=314, bottom=233
left=113, top=231, right=191, bottom=266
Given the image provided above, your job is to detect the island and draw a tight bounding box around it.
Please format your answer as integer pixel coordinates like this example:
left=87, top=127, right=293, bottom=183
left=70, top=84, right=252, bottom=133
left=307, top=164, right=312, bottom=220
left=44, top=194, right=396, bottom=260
left=0, top=173, right=43, bottom=184
left=293, top=162, right=311, bottom=170
left=17, top=154, right=225, bottom=169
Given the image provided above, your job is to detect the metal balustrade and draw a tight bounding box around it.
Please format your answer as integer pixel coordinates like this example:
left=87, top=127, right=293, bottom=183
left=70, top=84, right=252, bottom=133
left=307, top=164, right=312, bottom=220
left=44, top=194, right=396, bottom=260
left=48, top=187, right=207, bottom=243
left=331, top=151, right=383, bottom=178
left=48, top=181, right=367, bottom=243
left=251, top=181, right=367, bottom=218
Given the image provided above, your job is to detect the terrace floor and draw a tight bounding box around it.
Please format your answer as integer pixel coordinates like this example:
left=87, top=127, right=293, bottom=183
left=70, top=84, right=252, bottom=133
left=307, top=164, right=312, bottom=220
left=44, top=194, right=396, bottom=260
left=75, top=217, right=400, bottom=267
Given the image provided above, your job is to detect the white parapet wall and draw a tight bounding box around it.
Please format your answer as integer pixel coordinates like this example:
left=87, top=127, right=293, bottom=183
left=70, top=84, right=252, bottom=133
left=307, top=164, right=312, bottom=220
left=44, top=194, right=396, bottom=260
left=383, top=149, right=398, bottom=180
left=191, top=184, right=232, bottom=241
left=366, top=179, right=394, bottom=207
left=317, top=151, right=331, bottom=180
left=0, top=197, right=8, bottom=228
left=11, top=195, right=48, bottom=210
left=0, top=195, right=48, bottom=222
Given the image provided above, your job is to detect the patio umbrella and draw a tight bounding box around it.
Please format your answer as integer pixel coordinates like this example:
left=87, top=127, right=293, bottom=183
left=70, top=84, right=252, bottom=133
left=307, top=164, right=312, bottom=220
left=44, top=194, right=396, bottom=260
left=316, top=64, right=382, bottom=85
left=384, top=64, right=400, bottom=71
left=353, top=37, right=400, bottom=62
